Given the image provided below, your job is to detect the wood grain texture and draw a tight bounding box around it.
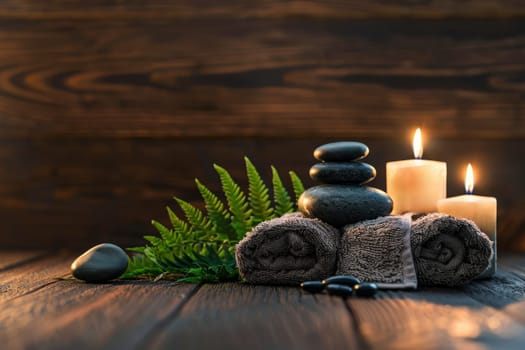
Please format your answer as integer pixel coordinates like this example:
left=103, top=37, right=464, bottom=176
left=146, top=283, right=363, bottom=350
left=0, top=250, right=48, bottom=270
left=0, top=2, right=524, bottom=249
left=0, top=252, right=72, bottom=302
left=1, top=1, right=525, bottom=19
left=2, top=252, right=525, bottom=350
left=0, top=18, right=524, bottom=138
left=0, top=138, right=523, bottom=250
left=347, top=289, right=525, bottom=349
left=0, top=280, right=197, bottom=350
left=463, top=255, right=525, bottom=325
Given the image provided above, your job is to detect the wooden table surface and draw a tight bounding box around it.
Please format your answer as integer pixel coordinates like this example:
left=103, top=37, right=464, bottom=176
left=1, top=251, right=525, bottom=350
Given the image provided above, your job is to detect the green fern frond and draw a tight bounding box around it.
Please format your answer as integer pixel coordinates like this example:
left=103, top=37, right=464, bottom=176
left=124, top=156, right=305, bottom=283
left=196, top=179, right=235, bottom=240
left=289, top=171, right=305, bottom=203
left=151, top=220, right=173, bottom=242
left=121, top=254, right=164, bottom=279
left=245, top=157, right=273, bottom=225
left=214, top=164, right=252, bottom=239
left=272, top=166, right=294, bottom=216
left=166, top=206, right=181, bottom=228
left=166, top=206, right=192, bottom=244
left=175, top=198, right=214, bottom=237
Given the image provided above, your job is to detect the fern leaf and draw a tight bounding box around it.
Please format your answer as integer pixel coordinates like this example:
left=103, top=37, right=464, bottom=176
left=214, top=164, right=252, bottom=239
left=245, top=157, right=273, bottom=225
left=151, top=220, right=173, bottom=242
left=289, top=171, right=305, bottom=206
left=124, top=157, right=306, bottom=283
left=143, top=234, right=164, bottom=246
left=272, top=166, right=294, bottom=216
left=121, top=254, right=164, bottom=279
left=175, top=198, right=214, bottom=238
left=127, top=246, right=145, bottom=254
left=166, top=206, right=181, bottom=228
left=195, top=179, right=235, bottom=240
left=166, top=206, right=191, bottom=236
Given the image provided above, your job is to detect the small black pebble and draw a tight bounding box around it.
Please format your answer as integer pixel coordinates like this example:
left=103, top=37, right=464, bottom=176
left=326, top=284, right=353, bottom=297
left=300, top=281, right=325, bottom=293
left=354, top=282, right=378, bottom=297
left=322, top=275, right=361, bottom=288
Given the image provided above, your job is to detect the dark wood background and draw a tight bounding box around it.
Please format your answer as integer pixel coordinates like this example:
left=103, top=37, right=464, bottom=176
left=0, top=1, right=523, bottom=251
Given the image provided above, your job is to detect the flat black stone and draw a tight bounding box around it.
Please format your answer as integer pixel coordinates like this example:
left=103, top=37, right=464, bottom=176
left=322, top=275, right=361, bottom=288
left=71, top=243, right=129, bottom=283
left=313, top=142, right=369, bottom=162
left=326, top=284, right=353, bottom=297
left=298, top=185, right=393, bottom=227
left=354, top=282, right=378, bottom=297
left=310, top=162, right=376, bottom=184
left=300, top=281, right=325, bottom=293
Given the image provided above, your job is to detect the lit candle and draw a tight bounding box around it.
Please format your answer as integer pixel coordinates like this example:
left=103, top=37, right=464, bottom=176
left=437, top=164, right=497, bottom=278
left=386, top=128, right=447, bottom=214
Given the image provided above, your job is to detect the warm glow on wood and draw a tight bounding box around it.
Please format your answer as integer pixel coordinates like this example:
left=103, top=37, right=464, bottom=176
left=413, top=128, right=423, bottom=159
left=465, top=163, right=474, bottom=194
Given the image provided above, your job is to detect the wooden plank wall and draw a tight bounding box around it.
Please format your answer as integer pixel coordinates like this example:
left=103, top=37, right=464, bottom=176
left=0, top=1, right=523, bottom=250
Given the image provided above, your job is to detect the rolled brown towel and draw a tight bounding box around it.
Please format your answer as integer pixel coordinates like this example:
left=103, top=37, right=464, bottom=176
left=337, top=215, right=417, bottom=289
left=337, top=213, right=493, bottom=288
left=235, top=213, right=339, bottom=285
left=411, top=213, right=493, bottom=287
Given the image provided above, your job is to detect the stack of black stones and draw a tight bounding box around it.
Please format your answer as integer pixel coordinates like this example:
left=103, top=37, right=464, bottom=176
left=298, top=142, right=393, bottom=298
left=298, top=141, right=392, bottom=227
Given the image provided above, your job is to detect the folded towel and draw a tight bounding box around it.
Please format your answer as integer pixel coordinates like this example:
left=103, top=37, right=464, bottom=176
left=337, top=215, right=418, bottom=289
left=411, top=213, right=493, bottom=287
left=235, top=213, right=339, bottom=285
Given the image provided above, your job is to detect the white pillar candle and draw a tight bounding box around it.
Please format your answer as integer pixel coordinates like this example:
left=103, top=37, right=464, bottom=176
left=386, top=128, right=447, bottom=214
left=437, top=164, right=497, bottom=278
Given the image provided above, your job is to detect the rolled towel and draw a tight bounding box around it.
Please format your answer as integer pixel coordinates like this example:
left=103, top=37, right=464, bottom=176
left=337, top=215, right=418, bottom=289
left=235, top=213, right=339, bottom=285
left=411, top=213, right=493, bottom=287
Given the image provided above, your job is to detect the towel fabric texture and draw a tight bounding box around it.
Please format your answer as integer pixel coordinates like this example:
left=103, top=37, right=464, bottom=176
left=236, top=213, right=493, bottom=287
left=337, top=215, right=417, bottom=289
left=235, top=213, right=339, bottom=285
left=410, top=213, right=493, bottom=287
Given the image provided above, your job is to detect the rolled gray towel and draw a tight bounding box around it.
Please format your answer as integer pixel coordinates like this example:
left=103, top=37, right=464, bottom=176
left=235, top=213, right=339, bottom=285
left=337, top=215, right=417, bottom=289
left=411, top=213, right=493, bottom=287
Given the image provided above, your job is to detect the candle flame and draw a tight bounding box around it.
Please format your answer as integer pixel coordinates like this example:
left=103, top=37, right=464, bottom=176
left=465, top=163, right=474, bottom=194
left=413, top=128, right=423, bottom=159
